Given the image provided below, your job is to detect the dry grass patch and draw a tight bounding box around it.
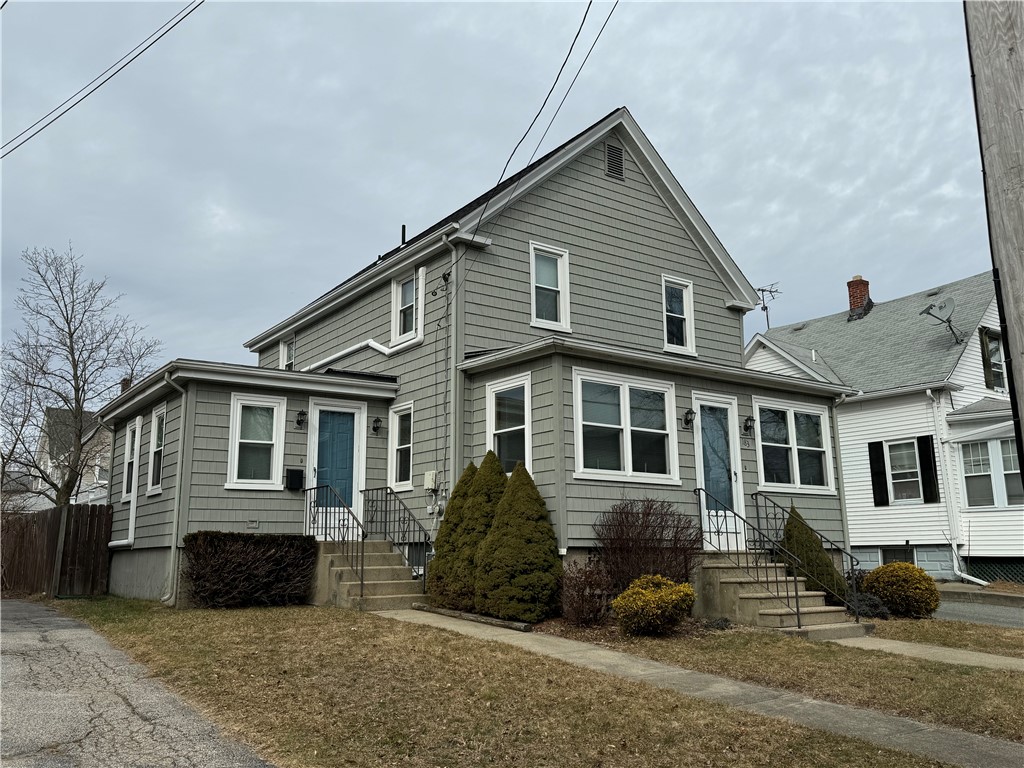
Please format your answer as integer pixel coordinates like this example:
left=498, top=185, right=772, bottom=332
left=986, top=580, right=1024, bottom=596
left=56, top=599, right=949, bottom=768
left=871, top=618, right=1024, bottom=659
left=538, top=619, right=1024, bottom=743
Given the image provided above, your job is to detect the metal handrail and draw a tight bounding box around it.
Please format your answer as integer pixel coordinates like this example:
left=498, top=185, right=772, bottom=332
left=361, top=487, right=431, bottom=594
left=694, top=487, right=804, bottom=628
left=750, top=491, right=861, bottom=622
left=305, top=484, right=366, bottom=600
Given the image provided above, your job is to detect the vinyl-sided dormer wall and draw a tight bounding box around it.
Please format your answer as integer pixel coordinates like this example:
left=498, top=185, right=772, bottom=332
left=948, top=299, right=1011, bottom=409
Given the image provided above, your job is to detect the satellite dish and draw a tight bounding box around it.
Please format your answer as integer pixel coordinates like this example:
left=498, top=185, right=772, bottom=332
left=919, top=296, right=964, bottom=343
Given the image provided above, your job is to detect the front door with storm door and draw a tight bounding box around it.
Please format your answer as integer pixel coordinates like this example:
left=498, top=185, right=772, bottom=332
left=307, top=400, right=365, bottom=541
left=692, top=394, right=745, bottom=552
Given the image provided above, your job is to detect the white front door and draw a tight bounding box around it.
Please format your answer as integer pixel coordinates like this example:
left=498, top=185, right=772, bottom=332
left=692, top=393, right=745, bottom=552
left=306, top=398, right=366, bottom=541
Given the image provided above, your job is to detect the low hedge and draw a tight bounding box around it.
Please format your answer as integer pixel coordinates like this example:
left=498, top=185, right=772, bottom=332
left=611, top=575, right=696, bottom=637
left=862, top=562, right=940, bottom=618
left=182, top=531, right=317, bottom=608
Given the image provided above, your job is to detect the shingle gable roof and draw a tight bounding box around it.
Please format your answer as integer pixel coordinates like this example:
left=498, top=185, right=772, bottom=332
left=764, top=271, right=995, bottom=394
left=949, top=396, right=1011, bottom=417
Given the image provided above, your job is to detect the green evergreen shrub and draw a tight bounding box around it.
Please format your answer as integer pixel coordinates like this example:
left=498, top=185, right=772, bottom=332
left=425, top=461, right=477, bottom=608
left=778, top=505, right=847, bottom=603
left=438, top=451, right=507, bottom=612
left=862, top=562, right=940, bottom=618
left=611, top=575, right=696, bottom=636
left=474, top=463, right=562, bottom=623
left=182, top=532, right=317, bottom=608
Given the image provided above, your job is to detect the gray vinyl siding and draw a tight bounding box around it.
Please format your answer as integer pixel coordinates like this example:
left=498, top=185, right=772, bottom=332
left=554, top=355, right=844, bottom=549
left=259, top=345, right=280, bottom=369
left=463, top=138, right=745, bottom=365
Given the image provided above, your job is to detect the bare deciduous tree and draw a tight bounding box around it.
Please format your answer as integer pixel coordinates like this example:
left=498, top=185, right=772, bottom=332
left=1, top=245, right=162, bottom=509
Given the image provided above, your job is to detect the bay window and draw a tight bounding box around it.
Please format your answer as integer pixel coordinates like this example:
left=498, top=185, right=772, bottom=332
left=486, top=373, right=531, bottom=473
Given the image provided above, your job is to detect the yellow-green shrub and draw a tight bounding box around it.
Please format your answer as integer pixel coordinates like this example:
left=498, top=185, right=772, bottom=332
left=611, top=575, right=696, bottom=636
left=862, top=562, right=940, bottom=618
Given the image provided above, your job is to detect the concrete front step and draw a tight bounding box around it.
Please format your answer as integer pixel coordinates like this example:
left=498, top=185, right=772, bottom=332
left=739, top=590, right=828, bottom=609
left=344, top=593, right=424, bottom=611
left=340, top=578, right=424, bottom=598
left=778, top=621, right=876, bottom=640
left=332, top=564, right=415, bottom=583
left=757, top=605, right=851, bottom=628
left=319, top=540, right=396, bottom=556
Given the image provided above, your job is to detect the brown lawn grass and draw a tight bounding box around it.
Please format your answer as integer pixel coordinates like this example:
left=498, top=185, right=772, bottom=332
left=537, top=619, right=1024, bottom=743
left=55, top=598, right=950, bottom=768
left=871, top=618, right=1024, bottom=659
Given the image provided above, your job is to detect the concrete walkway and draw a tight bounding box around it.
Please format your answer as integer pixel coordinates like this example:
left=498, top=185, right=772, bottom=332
left=831, top=636, right=1024, bottom=671
left=1, top=600, right=276, bottom=768
left=379, top=609, right=1024, bottom=768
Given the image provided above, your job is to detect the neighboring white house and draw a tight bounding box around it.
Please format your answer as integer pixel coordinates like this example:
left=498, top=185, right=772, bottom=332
left=745, top=272, right=1022, bottom=582
left=31, top=408, right=111, bottom=507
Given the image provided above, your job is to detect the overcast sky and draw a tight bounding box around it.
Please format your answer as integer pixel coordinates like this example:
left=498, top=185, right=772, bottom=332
left=2, top=1, right=991, bottom=368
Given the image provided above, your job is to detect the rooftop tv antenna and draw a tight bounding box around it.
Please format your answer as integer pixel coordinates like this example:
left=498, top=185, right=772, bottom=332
left=756, top=283, right=781, bottom=329
left=919, top=297, right=965, bottom=344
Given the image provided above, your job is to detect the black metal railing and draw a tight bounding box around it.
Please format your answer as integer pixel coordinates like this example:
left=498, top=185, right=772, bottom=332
left=750, top=492, right=861, bottom=621
left=362, top=487, right=432, bottom=593
left=305, top=484, right=366, bottom=599
left=694, top=487, right=804, bottom=628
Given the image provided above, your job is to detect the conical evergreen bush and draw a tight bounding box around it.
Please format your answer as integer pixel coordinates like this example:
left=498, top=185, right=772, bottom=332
left=474, top=463, right=562, bottom=623
left=779, top=505, right=847, bottom=603
left=440, top=451, right=507, bottom=612
left=426, top=461, right=477, bottom=608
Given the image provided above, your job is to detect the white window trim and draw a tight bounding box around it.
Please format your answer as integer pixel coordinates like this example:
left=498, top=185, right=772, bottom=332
left=662, top=274, right=696, bottom=356
left=279, top=337, right=295, bottom=371
left=121, top=416, right=143, bottom=503
left=529, top=241, right=571, bottom=333
left=391, top=274, right=418, bottom=344
left=146, top=403, right=167, bottom=497
left=752, top=396, right=836, bottom=495
left=884, top=439, right=923, bottom=505
left=572, top=367, right=679, bottom=484
left=959, top=438, right=1020, bottom=509
left=485, top=372, right=533, bottom=474
left=388, top=401, right=415, bottom=492
left=225, top=393, right=288, bottom=490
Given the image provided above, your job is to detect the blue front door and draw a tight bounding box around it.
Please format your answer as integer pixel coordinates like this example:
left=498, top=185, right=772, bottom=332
left=317, top=410, right=355, bottom=506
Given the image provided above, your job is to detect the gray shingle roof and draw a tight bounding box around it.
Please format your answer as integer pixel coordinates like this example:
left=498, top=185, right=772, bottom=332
left=948, top=397, right=1012, bottom=417
left=764, top=271, right=995, bottom=394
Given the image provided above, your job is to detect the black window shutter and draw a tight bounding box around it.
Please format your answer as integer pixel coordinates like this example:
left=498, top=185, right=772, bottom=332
left=917, top=435, right=940, bottom=504
left=868, top=441, right=890, bottom=507
left=979, top=328, right=994, bottom=389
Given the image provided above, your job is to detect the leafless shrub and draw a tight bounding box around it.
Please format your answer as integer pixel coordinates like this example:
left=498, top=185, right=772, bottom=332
left=594, top=497, right=704, bottom=594
left=561, top=558, right=612, bottom=626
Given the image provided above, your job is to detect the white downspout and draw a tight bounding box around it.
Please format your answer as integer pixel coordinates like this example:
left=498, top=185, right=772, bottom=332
left=161, top=373, right=188, bottom=605
left=926, top=388, right=975, bottom=583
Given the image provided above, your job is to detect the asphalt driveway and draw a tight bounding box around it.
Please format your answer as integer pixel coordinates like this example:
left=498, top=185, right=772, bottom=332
left=1, top=599, right=276, bottom=768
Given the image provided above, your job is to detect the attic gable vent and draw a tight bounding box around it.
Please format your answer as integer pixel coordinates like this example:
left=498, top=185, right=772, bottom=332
left=605, top=142, right=624, bottom=180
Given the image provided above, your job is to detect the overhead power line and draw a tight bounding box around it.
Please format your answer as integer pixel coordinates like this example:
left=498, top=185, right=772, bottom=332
left=2, top=0, right=205, bottom=159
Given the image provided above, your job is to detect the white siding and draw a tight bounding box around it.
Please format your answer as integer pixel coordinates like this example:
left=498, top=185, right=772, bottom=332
left=746, top=347, right=806, bottom=378
left=837, top=394, right=951, bottom=546
left=948, top=300, right=1011, bottom=409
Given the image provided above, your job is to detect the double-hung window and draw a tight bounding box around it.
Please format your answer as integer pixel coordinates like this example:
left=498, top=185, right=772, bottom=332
left=486, top=373, right=531, bottom=473
left=388, top=402, right=414, bottom=491
left=279, top=338, right=295, bottom=371
left=121, top=416, right=142, bottom=502
left=392, top=275, right=417, bottom=343
left=226, top=394, right=287, bottom=490
left=867, top=435, right=939, bottom=506
left=662, top=275, right=696, bottom=355
left=573, top=369, right=677, bottom=482
left=530, top=242, right=571, bottom=332
left=753, top=399, right=832, bottom=492
left=979, top=328, right=1006, bottom=390
left=960, top=438, right=1023, bottom=507
left=886, top=441, right=922, bottom=502
left=148, top=405, right=166, bottom=494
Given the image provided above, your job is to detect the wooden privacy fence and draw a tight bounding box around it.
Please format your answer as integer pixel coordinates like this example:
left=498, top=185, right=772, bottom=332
left=1, top=504, right=113, bottom=597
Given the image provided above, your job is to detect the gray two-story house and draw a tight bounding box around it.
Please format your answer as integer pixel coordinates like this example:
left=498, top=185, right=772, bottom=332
left=100, top=108, right=855, bottom=608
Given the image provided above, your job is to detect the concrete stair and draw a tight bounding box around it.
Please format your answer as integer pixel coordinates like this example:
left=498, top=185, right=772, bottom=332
left=693, top=552, right=872, bottom=638
left=311, top=539, right=425, bottom=611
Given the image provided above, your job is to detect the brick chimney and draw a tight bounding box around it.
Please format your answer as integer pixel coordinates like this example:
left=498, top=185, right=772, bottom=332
left=847, top=275, right=873, bottom=321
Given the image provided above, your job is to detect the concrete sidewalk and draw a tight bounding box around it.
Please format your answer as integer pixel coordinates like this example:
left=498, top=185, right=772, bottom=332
left=379, top=609, right=1024, bottom=768
left=831, top=635, right=1024, bottom=670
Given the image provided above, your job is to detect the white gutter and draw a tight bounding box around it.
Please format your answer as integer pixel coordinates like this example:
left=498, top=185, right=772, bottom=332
left=845, top=381, right=963, bottom=403
left=301, top=265, right=428, bottom=372
left=160, top=373, right=188, bottom=606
